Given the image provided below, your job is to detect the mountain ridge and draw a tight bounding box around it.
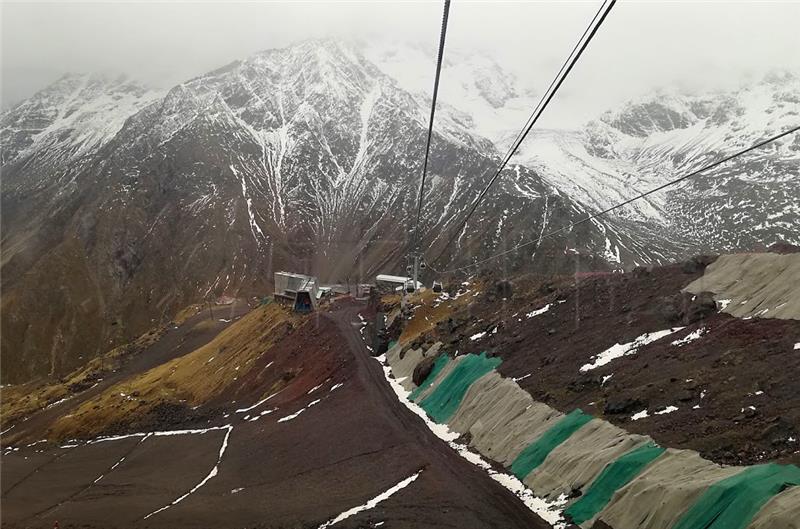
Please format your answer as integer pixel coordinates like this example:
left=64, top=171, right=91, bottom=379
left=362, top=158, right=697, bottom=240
left=1, top=39, right=798, bottom=383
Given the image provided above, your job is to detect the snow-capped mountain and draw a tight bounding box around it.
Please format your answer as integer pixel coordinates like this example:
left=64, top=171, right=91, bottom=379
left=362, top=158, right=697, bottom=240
left=1, top=39, right=797, bottom=382
left=510, top=73, right=800, bottom=251
left=0, top=73, right=159, bottom=171
left=366, top=40, right=799, bottom=256
left=363, top=39, right=539, bottom=150
left=0, top=40, right=604, bottom=382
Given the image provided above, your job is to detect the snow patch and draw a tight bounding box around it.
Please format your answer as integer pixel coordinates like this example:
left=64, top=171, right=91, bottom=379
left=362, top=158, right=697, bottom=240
left=317, top=470, right=422, bottom=528
left=671, top=327, right=707, bottom=346
left=307, top=382, right=325, bottom=395
left=526, top=300, right=566, bottom=318
left=235, top=389, right=283, bottom=414
left=655, top=406, right=679, bottom=415
left=278, top=399, right=321, bottom=423
left=580, top=327, right=684, bottom=372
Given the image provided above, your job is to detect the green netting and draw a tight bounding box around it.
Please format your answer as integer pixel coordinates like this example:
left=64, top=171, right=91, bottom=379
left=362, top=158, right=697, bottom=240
left=409, top=354, right=450, bottom=401
left=565, top=442, right=666, bottom=524
left=671, top=463, right=800, bottom=529
left=419, top=352, right=501, bottom=423
left=510, top=409, right=593, bottom=480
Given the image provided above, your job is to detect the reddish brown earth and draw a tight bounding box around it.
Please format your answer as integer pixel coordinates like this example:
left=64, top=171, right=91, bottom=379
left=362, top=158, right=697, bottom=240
left=1, top=300, right=551, bottom=529
left=420, top=262, right=800, bottom=466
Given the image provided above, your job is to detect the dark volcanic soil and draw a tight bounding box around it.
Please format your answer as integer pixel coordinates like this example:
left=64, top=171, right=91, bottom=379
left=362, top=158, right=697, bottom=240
left=1, top=300, right=551, bottom=529
left=429, top=264, right=800, bottom=466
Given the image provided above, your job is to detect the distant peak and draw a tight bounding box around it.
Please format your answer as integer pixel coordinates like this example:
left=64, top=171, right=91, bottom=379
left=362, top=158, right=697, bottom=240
left=41, top=72, right=151, bottom=98
left=760, top=69, right=797, bottom=86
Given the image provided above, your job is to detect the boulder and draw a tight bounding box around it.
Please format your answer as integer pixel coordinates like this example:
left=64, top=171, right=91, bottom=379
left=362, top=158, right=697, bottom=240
left=661, top=291, right=717, bottom=324
left=685, top=291, right=717, bottom=323
left=412, top=356, right=438, bottom=386
left=538, top=281, right=557, bottom=294
left=662, top=294, right=684, bottom=322
left=604, top=398, right=644, bottom=415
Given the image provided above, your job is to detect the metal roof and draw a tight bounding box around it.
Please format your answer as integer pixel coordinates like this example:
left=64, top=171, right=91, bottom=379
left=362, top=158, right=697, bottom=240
left=275, top=271, right=315, bottom=280
left=376, top=274, right=412, bottom=284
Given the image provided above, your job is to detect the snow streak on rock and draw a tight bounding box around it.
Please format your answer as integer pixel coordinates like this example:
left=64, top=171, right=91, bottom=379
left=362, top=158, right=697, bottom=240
left=316, top=470, right=423, bottom=528
left=235, top=389, right=284, bottom=414
left=580, top=327, right=684, bottom=372
left=144, top=425, right=234, bottom=519
left=277, top=398, right=322, bottom=423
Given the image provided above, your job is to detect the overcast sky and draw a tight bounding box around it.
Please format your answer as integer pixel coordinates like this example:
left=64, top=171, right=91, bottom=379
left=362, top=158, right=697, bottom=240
left=2, top=1, right=799, bottom=126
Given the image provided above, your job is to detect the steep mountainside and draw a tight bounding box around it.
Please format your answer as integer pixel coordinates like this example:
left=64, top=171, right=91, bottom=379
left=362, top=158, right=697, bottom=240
left=1, top=40, right=797, bottom=383
left=0, top=74, right=159, bottom=168
left=494, top=73, right=800, bottom=249
left=366, top=42, right=799, bottom=258
left=1, top=40, right=623, bottom=383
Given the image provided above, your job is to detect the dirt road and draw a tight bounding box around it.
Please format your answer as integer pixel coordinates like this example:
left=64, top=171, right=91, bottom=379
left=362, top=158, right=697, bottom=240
left=2, top=299, right=551, bottom=528
left=324, top=302, right=551, bottom=528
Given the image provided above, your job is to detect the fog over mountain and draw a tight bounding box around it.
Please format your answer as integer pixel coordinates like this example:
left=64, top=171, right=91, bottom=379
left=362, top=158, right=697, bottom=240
left=2, top=5, right=800, bottom=529
left=3, top=1, right=800, bottom=128
left=2, top=35, right=798, bottom=382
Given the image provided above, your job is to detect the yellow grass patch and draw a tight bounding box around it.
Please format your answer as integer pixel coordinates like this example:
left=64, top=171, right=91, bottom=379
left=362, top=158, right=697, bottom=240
left=0, top=328, right=164, bottom=428
left=48, top=304, right=295, bottom=440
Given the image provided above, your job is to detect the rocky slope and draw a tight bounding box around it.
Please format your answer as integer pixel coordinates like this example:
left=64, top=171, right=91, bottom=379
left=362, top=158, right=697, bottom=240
left=376, top=250, right=800, bottom=528
left=4, top=251, right=796, bottom=528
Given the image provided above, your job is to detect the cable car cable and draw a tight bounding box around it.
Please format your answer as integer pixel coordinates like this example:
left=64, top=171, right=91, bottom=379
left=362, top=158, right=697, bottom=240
left=412, top=0, right=451, bottom=256
left=426, top=0, right=616, bottom=266
left=482, top=0, right=612, bottom=189
left=433, top=124, right=800, bottom=274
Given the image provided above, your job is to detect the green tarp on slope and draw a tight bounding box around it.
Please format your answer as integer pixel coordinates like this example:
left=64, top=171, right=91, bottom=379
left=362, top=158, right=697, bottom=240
left=510, top=409, right=593, bottom=480
left=565, top=442, right=666, bottom=524
left=419, top=352, right=501, bottom=423
left=671, top=463, right=800, bottom=529
left=409, top=354, right=450, bottom=401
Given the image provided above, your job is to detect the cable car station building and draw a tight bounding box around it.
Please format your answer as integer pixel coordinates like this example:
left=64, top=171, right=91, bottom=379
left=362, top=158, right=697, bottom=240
left=273, top=271, right=320, bottom=313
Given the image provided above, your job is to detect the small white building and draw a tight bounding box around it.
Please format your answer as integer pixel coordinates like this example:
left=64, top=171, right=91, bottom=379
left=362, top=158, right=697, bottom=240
left=375, top=274, right=424, bottom=293
left=274, top=271, right=319, bottom=312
